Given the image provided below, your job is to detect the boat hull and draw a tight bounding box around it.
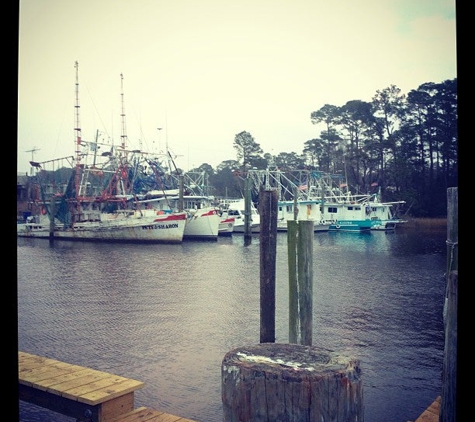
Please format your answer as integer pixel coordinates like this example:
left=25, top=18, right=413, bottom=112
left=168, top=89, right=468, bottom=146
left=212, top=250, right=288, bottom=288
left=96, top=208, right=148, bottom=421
left=277, top=219, right=330, bottom=232
left=183, top=208, right=220, bottom=241
left=232, top=223, right=260, bottom=233
left=328, top=219, right=372, bottom=232
left=218, top=217, right=235, bottom=236
left=370, top=218, right=407, bottom=231
left=17, top=211, right=187, bottom=243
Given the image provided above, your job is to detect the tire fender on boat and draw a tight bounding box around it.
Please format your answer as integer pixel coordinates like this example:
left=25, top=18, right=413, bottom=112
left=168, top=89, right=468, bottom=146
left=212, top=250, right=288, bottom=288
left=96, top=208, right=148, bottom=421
left=335, top=225, right=340, bottom=229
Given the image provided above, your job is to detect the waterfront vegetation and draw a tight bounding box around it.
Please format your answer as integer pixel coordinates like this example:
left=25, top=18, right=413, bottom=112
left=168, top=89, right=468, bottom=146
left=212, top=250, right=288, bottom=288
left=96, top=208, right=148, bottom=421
left=401, top=218, right=447, bottom=230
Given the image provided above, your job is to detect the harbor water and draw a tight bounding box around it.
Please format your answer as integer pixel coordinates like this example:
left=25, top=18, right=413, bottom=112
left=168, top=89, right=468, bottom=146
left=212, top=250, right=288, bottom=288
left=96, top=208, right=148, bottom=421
left=17, top=226, right=447, bottom=422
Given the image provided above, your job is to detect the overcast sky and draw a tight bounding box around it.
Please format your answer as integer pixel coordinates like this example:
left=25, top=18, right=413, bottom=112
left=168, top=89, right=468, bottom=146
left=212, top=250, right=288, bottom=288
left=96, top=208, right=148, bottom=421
left=17, top=0, right=456, bottom=174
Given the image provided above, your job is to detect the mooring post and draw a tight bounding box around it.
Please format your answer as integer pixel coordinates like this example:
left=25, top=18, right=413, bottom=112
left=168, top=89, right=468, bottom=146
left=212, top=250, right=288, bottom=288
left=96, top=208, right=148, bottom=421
left=288, top=219, right=314, bottom=345
left=288, top=220, right=298, bottom=344
left=222, top=343, right=363, bottom=422
left=178, top=174, right=184, bottom=212
left=48, top=199, right=55, bottom=242
left=244, top=177, right=252, bottom=240
left=259, top=188, right=277, bottom=343
left=441, top=186, right=457, bottom=422
left=297, top=219, right=314, bottom=345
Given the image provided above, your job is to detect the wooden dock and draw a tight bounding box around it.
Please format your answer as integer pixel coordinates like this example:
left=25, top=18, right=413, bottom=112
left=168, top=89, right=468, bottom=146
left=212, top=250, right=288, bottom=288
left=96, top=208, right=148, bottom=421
left=18, top=351, right=196, bottom=422
left=19, top=350, right=443, bottom=422
left=410, top=396, right=441, bottom=422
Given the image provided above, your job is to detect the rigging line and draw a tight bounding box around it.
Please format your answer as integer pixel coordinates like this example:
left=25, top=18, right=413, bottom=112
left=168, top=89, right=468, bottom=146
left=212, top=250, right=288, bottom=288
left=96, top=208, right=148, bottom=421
left=83, top=82, right=113, bottom=141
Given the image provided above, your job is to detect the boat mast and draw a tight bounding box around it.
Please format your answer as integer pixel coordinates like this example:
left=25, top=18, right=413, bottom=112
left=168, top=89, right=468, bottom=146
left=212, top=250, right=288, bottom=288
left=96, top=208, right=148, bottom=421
left=74, top=61, right=82, bottom=202
left=118, top=73, right=129, bottom=196
left=120, top=73, right=128, bottom=151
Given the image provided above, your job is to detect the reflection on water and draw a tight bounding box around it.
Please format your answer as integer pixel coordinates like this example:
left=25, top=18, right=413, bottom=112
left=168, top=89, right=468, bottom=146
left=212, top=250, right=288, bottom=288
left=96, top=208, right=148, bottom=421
left=17, top=228, right=447, bottom=422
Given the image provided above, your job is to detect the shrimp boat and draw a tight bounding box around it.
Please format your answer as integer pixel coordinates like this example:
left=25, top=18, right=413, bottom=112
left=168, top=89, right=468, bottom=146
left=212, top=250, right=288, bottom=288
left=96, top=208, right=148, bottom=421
left=138, top=164, right=225, bottom=240
left=17, top=62, right=187, bottom=243
left=17, top=206, right=187, bottom=243
left=244, top=167, right=406, bottom=233
left=138, top=189, right=221, bottom=241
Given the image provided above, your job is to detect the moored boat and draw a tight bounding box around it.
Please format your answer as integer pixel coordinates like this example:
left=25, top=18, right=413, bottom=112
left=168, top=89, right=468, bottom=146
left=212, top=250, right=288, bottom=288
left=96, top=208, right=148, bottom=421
left=243, top=168, right=407, bottom=234
left=178, top=195, right=220, bottom=241
left=218, top=216, right=235, bottom=236
left=220, top=198, right=260, bottom=233
left=17, top=209, right=187, bottom=243
left=277, top=199, right=330, bottom=232
left=17, top=62, right=188, bottom=244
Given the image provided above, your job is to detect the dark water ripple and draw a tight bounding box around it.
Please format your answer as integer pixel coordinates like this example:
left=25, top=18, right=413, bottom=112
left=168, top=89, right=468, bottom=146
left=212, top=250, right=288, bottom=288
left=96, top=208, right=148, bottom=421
left=18, top=228, right=447, bottom=422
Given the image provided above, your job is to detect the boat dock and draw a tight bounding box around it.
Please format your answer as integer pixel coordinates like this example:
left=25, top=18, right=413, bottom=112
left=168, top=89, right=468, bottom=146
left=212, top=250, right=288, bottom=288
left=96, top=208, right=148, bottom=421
left=411, top=396, right=441, bottom=422
left=19, top=350, right=443, bottom=422
left=18, top=351, right=196, bottom=422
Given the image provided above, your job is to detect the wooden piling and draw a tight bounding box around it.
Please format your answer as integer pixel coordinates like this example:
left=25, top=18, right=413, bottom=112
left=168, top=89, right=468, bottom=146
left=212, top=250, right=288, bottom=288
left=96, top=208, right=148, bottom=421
left=259, top=188, right=277, bottom=343
left=288, top=220, right=298, bottom=344
left=48, top=199, right=55, bottom=242
left=244, top=177, right=252, bottom=239
left=288, top=220, right=314, bottom=345
left=440, top=187, right=457, bottom=422
left=178, top=174, right=184, bottom=212
left=221, top=343, right=363, bottom=422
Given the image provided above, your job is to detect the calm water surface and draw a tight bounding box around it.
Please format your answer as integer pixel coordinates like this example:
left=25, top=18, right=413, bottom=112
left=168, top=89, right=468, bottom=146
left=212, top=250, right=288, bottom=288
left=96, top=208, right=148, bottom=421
left=17, top=227, right=447, bottom=422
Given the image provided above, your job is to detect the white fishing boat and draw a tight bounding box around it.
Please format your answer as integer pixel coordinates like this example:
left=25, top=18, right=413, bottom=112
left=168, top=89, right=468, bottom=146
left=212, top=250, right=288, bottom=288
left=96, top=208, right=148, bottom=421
left=17, top=208, right=187, bottom=242
left=140, top=190, right=221, bottom=241
left=244, top=168, right=406, bottom=233
left=17, top=62, right=188, bottom=243
left=321, top=191, right=406, bottom=232
left=220, top=198, right=260, bottom=233
left=172, top=195, right=220, bottom=241
left=277, top=199, right=330, bottom=232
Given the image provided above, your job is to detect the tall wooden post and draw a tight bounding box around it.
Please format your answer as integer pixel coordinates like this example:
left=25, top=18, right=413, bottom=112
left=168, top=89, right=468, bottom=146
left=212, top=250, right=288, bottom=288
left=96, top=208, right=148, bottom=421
left=178, top=174, right=184, bottom=212
left=440, top=187, right=457, bottom=422
left=297, top=219, right=314, bottom=345
left=288, top=220, right=298, bottom=344
left=288, top=220, right=314, bottom=345
left=259, top=188, right=277, bottom=343
left=48, top=200, right=55, bottom=242
left=244, top=177, right=252, bottom=240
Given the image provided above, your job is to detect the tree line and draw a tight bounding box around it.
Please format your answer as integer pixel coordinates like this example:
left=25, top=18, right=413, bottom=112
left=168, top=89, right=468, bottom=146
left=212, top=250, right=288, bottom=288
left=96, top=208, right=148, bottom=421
left=191, top=78, right=457, bottom=218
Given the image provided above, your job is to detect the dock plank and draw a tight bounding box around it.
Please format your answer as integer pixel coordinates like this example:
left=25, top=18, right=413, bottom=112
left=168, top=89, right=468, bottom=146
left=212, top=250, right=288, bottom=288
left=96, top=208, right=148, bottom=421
left=46, top=371, right=123, bottom=399
left=110, top=407, right=197, bottom=422
left=413, top=396, right=441, bottom=422
left=19, top=361, right=86, bottom=386
left=18, top=352, right=196, bottom=422
left=78, top=378, right=145, bottom=403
